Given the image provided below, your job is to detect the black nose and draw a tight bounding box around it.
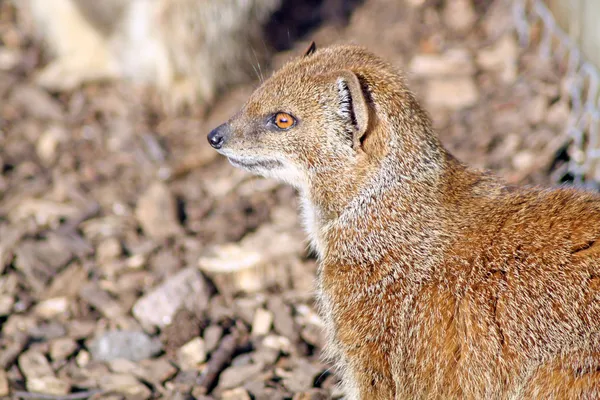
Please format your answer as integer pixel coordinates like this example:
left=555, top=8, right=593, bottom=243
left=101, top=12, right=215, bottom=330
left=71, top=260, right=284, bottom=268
left=208, top=123, right=229, bottom=149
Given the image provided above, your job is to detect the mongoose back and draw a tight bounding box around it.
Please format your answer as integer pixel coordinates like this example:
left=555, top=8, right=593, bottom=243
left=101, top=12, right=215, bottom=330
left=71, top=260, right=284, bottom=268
left=207, top=44, right=600, bottom=399
left=18, top=0, right=279, bottom=108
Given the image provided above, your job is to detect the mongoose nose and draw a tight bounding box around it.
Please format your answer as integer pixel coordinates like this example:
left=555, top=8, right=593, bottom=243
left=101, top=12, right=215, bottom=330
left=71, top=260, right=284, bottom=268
left=208, top=124, right=228, bottom=149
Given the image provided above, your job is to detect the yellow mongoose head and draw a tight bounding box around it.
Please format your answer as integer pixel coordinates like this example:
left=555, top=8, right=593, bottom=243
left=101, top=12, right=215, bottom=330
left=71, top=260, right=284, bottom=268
left=208, top=44, right=442, bottom=195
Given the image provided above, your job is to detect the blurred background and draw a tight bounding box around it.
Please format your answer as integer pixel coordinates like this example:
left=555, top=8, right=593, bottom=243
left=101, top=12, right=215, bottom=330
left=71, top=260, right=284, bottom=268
left=0, top=0, right=598, bottom=399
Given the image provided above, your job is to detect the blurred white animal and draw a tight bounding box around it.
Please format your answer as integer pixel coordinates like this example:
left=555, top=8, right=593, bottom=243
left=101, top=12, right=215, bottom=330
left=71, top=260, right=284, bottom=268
left=18, top=0, right=280, bottom=108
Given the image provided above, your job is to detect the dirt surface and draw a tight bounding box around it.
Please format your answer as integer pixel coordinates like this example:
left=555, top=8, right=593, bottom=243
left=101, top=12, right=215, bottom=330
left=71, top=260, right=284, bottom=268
left=0, top=0, right=574, bottom=399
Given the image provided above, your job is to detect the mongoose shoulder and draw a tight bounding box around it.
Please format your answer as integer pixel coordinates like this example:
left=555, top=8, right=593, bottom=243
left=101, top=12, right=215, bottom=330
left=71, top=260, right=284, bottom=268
left=208, top=44, right=600, bottom=399
left=18, top=0, right=279, bottom=109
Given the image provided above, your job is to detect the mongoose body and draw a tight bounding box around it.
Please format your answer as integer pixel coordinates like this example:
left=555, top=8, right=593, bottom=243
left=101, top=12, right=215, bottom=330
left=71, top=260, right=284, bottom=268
left=207, top=44, right=600, bottom=399
left=18, top=0, right=279, bottom=108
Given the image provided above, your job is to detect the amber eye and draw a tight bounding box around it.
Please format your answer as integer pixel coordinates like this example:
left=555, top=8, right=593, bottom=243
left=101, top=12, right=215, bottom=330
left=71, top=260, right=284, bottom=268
left=273, top=112, right=296, bottom=130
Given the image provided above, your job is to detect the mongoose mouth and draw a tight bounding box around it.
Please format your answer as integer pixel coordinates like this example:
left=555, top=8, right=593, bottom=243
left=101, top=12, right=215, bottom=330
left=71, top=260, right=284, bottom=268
left=227, top=157, right=283, bottom=170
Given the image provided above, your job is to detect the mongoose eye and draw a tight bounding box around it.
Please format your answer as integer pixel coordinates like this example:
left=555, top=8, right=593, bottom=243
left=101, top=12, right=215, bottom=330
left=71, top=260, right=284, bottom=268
left=273, top=112, right=296, bottom=130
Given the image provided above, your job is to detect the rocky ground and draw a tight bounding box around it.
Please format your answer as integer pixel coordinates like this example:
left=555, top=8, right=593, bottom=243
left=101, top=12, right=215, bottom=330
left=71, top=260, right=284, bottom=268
left=0, top=0, right=575, bottom=399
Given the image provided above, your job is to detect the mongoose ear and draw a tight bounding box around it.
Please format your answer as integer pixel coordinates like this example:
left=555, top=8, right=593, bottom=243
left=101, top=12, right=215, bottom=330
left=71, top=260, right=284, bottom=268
left=303, top=41, right=317, bottom=57
left=335, top=70, right=369, bottom=148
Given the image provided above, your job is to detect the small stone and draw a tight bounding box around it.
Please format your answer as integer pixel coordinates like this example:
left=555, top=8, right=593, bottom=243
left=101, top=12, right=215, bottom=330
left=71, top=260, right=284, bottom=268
left=203, top=324, right=223, bottom=354
left=135, top=182, right=182, bottom=240
left=161, top=309, right=202, bottom=356
left=29, top=321, right=66, bottom=341
left=19, top=350, right=71, bottom=395
left=49, top=337, right=78, bottom=361
left=10, top=84, right=63, bottom=120
left=245, top=380, right=287, bottom=400
left=36, top=125, right=66, bottom=165
left=526, top=95, right=548, bottom=126
left=44, top=263, right=88, bottom=299
left=177, top=337, right=206, bottom=370
left=443, top=0, right=476, bottom=33
left=251, top=346, right=280, bottom=365
left=262, top=335, right=292, bottom=354
left=222, top=387, right=252, bottom=400
left=409, top=49, right=475, bottom=77
left=133, top=266, right=210, bottom=328
left=89, top=331, right=162, bottom=362
left=267, top=296, right=298, bottom=342
left=34, top=297, right=69, bottom=319
left=79, top=283, right=125, bottom=319
left=126, top=253, right=145, bottom=269
left=546, top=100, right=570, bottom=129
left=218, top=363, right=265, bottom=390
left=293, top=389, right=329, bottom=400
left=301, top=324, right=325, bottom=348
left=169, top=370, right=200, bottom=393
left=199, top=244, right=263, bottom=292
left=139, top=357, right=178, bottom=383
left=234, top=296, right=264, bottom=325
left=425, top=77, right=479, bottom=109
left=19, top=350, right=54, bottom=379
left=108, top=358, right=144, bottom=375
left=476, top=34, right=519, bottom=84
left=99, top=374, right=152, bottom=400
left=96, top=237, right=122, bottom=263
left=76, top=350, right=90, bottom=367
left=513, top=151, right=536, bottom=172
left=294, top=304, right=324, bottom=327
left=26, top=377, right=71, bottom=396
left=0, top=47, right=20, bottom=70
left=199, top=225, right=303, bottom=294
left=68, top=319, right=97, bottom=339
left=252, top=308, right=273, bottom=336
left=231, top=354, right=253, bottom=367
left=282, top=359, right=323, bottom=393
left=0, top=294, right=14, bottom=316
left=0, top=370, right=9, bottom=397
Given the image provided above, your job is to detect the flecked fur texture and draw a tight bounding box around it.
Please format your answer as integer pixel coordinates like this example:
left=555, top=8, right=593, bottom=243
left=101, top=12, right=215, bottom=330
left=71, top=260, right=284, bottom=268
left=209, top=44, right=600, bottom=399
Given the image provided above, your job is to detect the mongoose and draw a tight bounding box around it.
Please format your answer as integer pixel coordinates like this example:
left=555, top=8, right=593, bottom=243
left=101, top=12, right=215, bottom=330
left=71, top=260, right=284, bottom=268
left=207, top=44, right=600, bottom=399
left=17, top=0, right=280, bottom=108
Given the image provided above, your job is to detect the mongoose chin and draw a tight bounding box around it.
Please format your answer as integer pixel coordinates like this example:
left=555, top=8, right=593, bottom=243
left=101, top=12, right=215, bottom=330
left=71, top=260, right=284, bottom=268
left=208, top=44, right=600, bottom=399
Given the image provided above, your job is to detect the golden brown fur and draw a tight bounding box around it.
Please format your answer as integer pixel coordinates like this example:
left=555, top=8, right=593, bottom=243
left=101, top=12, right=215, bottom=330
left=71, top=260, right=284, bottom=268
left=208, top=44, right=600, bottom=399
left=17, top=0, right=279, bottom=109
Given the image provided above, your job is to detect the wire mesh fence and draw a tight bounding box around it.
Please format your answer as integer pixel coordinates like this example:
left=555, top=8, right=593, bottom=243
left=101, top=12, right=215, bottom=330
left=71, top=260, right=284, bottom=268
left=512, top=0, right=600, bottom=186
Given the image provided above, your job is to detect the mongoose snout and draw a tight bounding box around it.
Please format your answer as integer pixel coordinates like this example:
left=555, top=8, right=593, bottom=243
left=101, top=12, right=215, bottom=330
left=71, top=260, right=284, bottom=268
left=208, top=123, right=229, bottom=150
left=209, top=44, right=600, bottom=399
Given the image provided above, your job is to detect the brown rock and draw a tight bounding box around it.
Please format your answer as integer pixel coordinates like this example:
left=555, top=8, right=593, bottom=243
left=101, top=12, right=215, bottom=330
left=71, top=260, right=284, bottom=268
left=139, top=357, right=178, bottom=384
left=0, top=370, right=9, bottom=397
left=218, top=362, right=265, bottom=390
left=442, top=0, right=476, bottom=33
left=203, top=325, right=223, bottom=354
left=79, top=283, right=125, bottom=319
left=99, top=374, right=152, bottom=400
left=409, top=49, right=475, bottom=77
left=267, top=296, right=298, bottom=343
left=252, top=308, right=273, bottom=336
left=476, top=34, right=518, bottom=83
left=222, top=387, right=252, bottom=400
left=19, top=350, right=71, bottom=395
left=135, top=182, right=182, bottom=240
left=10, top=84, right=63, bottom=120
left=177, top=337, right=206, bottom=370
left=132, top=266, right=210, bottom=328
left=425, top=77, right=479, bottom=110
left=49, top=337, right=78, bottom=361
